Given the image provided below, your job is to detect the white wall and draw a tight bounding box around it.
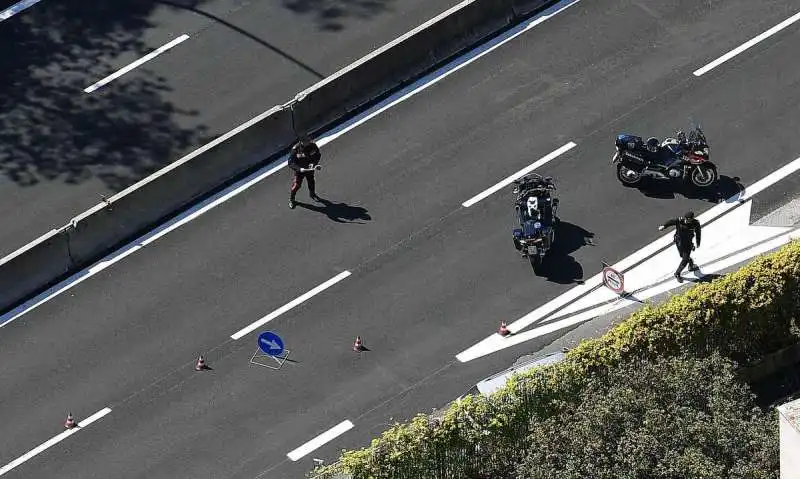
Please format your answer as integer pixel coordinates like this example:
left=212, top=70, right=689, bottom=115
left=778, top=398, right=800, bottom=479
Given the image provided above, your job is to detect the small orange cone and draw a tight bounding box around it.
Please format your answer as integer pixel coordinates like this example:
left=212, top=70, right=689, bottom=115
left=498, top=322, right=510, bottom=337
left=195, top=355, right=207, bottom=371
left=64, top=412, right=76, bottom=429
left=353, top=336, right=363, bottom=352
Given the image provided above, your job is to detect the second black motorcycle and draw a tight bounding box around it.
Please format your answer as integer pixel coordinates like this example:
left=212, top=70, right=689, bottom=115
left=611, top=126, right=718, bottom=188
left=511, top=174, right=559, bottom=270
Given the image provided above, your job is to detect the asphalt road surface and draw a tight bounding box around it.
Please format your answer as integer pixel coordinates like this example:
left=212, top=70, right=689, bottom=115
left=1, top=0, right=800, bottom=477
left=0, top=0, right=458, bottom=258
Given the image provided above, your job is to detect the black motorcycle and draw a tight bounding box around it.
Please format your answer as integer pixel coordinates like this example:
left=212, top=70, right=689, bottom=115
left=611, top=126, right=718, bottom=188
left=511, top=174, right=559, bottom=270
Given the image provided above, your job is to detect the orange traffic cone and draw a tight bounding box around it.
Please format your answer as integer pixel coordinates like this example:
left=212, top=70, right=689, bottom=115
left=195, top=355, right=207, bottom=371
left=498, top=322, right=510, bottom=337
left=64, top=412, right=76, bottom=429
left=353, top=336, right=363, bottom=352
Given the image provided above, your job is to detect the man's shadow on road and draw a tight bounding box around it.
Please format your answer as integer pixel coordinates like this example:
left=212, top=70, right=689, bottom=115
left=295, top=197, right=371, bottom=224
left=685, top=269, right=723, bottom=284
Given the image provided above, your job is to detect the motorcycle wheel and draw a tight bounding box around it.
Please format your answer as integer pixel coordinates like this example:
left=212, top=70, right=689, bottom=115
left=616, top=164, right=642, bottom=186
left=690, top=164, right=718, bottom=187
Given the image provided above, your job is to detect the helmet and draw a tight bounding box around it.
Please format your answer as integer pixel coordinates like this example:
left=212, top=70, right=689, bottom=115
left=526, top=196, right=539, bottom=218
left=646, top=137, right=660, bottom=153
left=684, top=211, right=695, bottom=220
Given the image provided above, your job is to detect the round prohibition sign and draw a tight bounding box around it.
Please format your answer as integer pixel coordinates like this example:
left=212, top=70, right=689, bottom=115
left=602, top=266, right=625, bottom=295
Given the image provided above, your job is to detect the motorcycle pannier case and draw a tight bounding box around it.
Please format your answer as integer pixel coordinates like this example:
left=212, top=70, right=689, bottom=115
left=615, top=134, right=643, bottom=150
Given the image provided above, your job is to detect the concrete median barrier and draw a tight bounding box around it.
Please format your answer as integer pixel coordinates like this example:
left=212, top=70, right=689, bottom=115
left=0, top=105, right=295, bottom=314
left=291, top=0, right=517, bottom=135
left=511, top=0, right=555, bottom=17
left=65, top=104, right=295, bottom=268
left=0, top=0, right=562, bottom=316
left=0, top=229, right=71, bottom=314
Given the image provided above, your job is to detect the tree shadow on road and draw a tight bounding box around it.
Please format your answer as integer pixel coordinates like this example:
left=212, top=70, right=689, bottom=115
left=0, top=0, right=212, bottom=192
left=535, top=221, right=595, bottom=284
left=295, top=197, right=371, bottom=223
left=156, top=0, right=325, bottom=79
left=283, top=0, right=396, bottom=32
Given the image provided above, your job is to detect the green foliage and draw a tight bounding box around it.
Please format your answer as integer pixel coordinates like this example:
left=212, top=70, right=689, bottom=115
left=515, top=353, right=778, bottom=479
left=568, top=238, right=800, bottom=374
left=312, top=240, right=800, bottom=479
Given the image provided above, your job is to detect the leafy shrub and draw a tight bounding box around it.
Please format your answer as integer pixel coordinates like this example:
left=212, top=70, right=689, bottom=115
left=314, top=240, right=800, bottom=478
left=516, top=353, right=778, bottom=479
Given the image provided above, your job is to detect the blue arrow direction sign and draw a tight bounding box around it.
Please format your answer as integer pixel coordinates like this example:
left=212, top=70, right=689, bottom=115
left=258, top=331, right=284, bottom=357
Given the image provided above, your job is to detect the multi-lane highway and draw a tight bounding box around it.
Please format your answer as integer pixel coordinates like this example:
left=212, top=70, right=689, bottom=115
left=0, top=0, right=457, bottom=258
left=2, top=0, right=800, bottom=477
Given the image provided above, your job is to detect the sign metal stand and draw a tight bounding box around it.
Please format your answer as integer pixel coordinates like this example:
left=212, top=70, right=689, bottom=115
left=250, top=331, right=290, bottom=370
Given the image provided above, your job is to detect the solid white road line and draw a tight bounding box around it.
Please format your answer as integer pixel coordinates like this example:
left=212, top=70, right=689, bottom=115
left=0, top=0, right=44, bottom=22
left=0, top=0, right=581, bottom=330
left=461, top=142, right=577, bottom=207
left=84, top=34, right=190, bottom=93
left=693, top=10, right=800, bottom=76
left=0, top=407, right=111, bottom=477
left=230, top=271, right=352, bottom=340
left=286, top=420, right=354, bottom=462
left=456, top=155, right=800, bottom=363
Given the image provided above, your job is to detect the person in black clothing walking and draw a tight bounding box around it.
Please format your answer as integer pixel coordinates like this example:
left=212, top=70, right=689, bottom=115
left=658, top=211, right=701, bottom=282
left=288, top=136, right=322, bottom=209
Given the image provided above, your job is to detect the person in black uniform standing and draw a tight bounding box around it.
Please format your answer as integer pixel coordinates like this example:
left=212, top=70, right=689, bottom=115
left=288, top=136, right=322, bottom=209
left=658, top=211, right=701, bottom=282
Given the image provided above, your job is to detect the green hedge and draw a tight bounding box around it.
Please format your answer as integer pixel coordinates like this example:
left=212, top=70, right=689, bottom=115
left=515, top=353, right=779, bottom=479
left=313, top=240, right=800, bottom=479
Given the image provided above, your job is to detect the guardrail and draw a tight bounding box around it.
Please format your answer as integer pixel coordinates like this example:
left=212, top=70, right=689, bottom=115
left=0, top=0, right=557, bottom=315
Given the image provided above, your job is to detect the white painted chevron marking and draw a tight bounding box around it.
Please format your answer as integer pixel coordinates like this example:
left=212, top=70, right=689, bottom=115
left=456, top=156, right=800, bottom=363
